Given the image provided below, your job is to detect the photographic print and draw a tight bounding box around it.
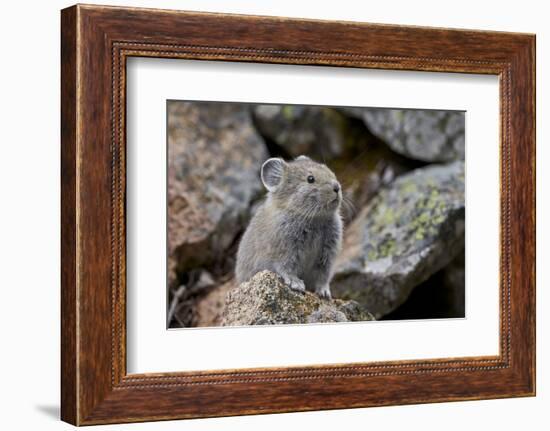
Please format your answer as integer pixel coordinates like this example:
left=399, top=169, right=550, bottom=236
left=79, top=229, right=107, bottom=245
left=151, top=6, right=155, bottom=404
left=167, top=101, right=465, bottom=328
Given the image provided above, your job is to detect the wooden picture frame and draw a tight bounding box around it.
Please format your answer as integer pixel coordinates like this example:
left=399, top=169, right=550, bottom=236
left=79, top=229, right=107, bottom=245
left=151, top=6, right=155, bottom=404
left=61, top=4, right=536, bottom=425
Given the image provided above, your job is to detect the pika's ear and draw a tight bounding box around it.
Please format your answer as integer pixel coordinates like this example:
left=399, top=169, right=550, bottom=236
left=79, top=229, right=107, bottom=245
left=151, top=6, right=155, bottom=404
left=261, top=158, right=286, bottom=192
left=295, top=155, right=310, bottom=162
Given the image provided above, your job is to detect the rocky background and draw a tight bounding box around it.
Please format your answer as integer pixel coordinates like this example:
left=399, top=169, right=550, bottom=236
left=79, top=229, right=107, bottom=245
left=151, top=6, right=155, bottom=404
left=167, top=101, right=465, bottom=328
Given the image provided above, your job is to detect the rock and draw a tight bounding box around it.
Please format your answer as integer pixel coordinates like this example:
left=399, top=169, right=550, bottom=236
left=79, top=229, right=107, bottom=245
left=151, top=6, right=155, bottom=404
left=329, top=142, right=416, bottom=223
left=337, top=106, right=366, bottom=119
left=382, top=251, right=465, bottom=320
left=441, top=249, right=465, bottom=316
left=167, top=270, right=217, bottom=328
left=168, top=258, right=178, bottom=291
left=167, top=101, right=268, bottom=284
left=196, top=278, right=237, bottom=327
left=252, top=105, right=356, bottom=160
left=221, top=271, right=374, bottom=326
left=381, top=250, right=465, bottom=320
left=357, top=109, right=465, bottom=163
left=332, top=161, right=465, bottom=318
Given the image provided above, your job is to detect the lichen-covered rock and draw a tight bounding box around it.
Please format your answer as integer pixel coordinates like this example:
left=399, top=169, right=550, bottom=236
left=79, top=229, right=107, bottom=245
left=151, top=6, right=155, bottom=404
left=221, top=271, right=374, bottom=326
left=167, top=101, right=268, bottom=284
left=252, top=105, right=355, bottom=160
left=359, top=109, right=465, bottom=163
left=332, top=161, right=465, bottom=318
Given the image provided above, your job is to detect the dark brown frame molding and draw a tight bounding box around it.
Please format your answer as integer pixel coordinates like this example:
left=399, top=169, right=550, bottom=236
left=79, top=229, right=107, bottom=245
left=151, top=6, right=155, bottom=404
left=61, top=4, right=536, bottom=425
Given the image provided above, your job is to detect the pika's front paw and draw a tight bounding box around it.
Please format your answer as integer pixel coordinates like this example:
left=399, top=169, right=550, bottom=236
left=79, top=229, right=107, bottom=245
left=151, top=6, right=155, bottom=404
left=315, top=284, right=332, bottom=300
left=281, top=274, right=305, bottom=293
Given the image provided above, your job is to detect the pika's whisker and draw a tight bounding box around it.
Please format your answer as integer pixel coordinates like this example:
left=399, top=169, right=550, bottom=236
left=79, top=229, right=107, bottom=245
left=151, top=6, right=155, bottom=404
left=341, top=195, right=357, bottom=219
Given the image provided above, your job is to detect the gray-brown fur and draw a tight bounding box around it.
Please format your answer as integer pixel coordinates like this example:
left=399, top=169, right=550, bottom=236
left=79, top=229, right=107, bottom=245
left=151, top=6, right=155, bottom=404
left=236, top=155, right=343, bottom=299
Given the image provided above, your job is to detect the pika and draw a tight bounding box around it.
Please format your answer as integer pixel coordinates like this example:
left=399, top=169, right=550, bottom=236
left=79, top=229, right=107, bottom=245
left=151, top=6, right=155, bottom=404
left=236, top=155, right=343, bottom=299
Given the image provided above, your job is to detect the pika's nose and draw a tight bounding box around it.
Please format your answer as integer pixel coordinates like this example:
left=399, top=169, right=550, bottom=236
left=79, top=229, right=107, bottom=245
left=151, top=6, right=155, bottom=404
left=333, top=182, right=340, bottom=193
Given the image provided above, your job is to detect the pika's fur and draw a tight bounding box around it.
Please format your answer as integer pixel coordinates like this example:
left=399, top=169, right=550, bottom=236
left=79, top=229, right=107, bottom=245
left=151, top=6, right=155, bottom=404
left=236, top=155, right=343, bottom=299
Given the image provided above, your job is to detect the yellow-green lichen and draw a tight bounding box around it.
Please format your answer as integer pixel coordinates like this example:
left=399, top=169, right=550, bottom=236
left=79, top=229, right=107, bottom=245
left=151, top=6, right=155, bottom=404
left=400, top=181, right=418, bottom=195
left=380, top=207, right=396, bottom=225
left=410, top=188, right=450, bottom=242
left=281, top=105, right=295, bottom=120
left=378, top=237, right=396, bottom=258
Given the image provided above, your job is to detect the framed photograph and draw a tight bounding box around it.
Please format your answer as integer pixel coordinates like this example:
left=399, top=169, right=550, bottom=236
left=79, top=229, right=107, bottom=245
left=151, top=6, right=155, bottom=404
left=61, top=4, right=536, bottom=425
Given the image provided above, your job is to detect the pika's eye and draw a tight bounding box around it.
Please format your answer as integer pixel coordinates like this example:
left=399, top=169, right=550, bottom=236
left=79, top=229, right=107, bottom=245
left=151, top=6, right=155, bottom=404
left=307, top=175, right=315, bottom=184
